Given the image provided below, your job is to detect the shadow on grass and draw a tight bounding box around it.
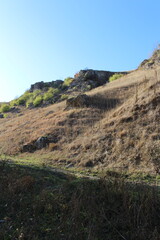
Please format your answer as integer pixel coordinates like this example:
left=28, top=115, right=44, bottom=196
left=0, top=161, right=160, bottom=240
left=89, top=94, right=120, bottom=110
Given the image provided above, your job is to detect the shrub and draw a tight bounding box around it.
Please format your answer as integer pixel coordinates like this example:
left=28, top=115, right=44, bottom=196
left=60, top=94, right=69, bottom=100
left=3, top=113, right=8, bottom=118
left=33, top=96, right=43, bottom=107
left=48, top=87, right=60, bottom=95
left=33, top=89, right=42, bottom=98
left=16, top=97, right=26, bottom=105
left=43, top=88, right=60, bottom=102
left=15, top=91, right=33, bottom=106
left=10, top=99, right=18, bottom=107
left=109, top=73, right=124, bottom=82
left=26, top=98, right=34, bottom=108
left=0, top=104, right=10, bottom=113
left=43, top=92, right=54, bottom=101
left=63, top=77, right=74, bottom=87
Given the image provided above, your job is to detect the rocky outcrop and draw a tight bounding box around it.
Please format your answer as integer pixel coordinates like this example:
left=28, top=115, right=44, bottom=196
left=29, top=70, right=127, bottom=93
left=68, top=69, right=127, bottom=92
left=35, top=136, right=49, bottom=149
left=139, top=48, right=160, bottom=69
left=21, top=136, right=57, bottom=152
left=30, top=80, right=63, bottom=92
left=66, top=94, right=90, bottom=108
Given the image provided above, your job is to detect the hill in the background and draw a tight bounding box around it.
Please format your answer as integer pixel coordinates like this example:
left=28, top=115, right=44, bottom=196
left=0, top=69, right=127, bottom=112
left=0, top=49, right=160, bottom=174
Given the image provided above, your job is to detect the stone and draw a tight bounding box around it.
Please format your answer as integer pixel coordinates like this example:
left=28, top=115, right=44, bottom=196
left=35, top=136, right=49, bottom=149
left=0, top=114, right=4, bottom=118
left=52, top=80, right=63, bottom=88
left=22, top=144, right=36, bottom=153
left=66, top=94, right=90, bottom=108
left=30, top=81, right=44, bottom=91
left=68, top=69, right=127, bottom=92
left=30, top=80, right=63, bottom=92
left=139, top=49, right=160, bottom=69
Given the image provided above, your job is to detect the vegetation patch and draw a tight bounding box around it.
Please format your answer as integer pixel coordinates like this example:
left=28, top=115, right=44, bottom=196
left=0, top=104, right=11, bottom=113
left=109, top=73, right=124, bottom=82
left=62, top=77, right=74, bottom=87
left=33, top=95, right=43, bottom=107
left=0, top=161, right=160, bottom=240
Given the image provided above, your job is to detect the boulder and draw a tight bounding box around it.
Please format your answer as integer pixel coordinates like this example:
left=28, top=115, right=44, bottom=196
left=66, top=94, right=90, bottom=108
left=35, top=136, right=49, bottom=149
left=52, top=80, right=63, bottom=88
left=22, top=144, right=36, bottom=153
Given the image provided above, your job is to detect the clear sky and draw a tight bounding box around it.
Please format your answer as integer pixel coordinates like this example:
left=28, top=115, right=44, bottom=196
left=0, top=0, right=159, bottom=101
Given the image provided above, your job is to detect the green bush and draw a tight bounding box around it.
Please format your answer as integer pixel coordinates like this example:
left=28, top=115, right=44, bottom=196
left=33, top=89, right=42, bottom=98
left=60, top=94, right=69, bottom=100
left=43, top=92, right=54, bottom=101
left=26, top=97, right=34, bottom=108
left=15, top=91, right=33, bottom=106
left=10, top=99, right=18, bottom=107
left=109, top=73, right=124, bottom=82
left=48, top=87, right=60, bottom=95
left=16, top=97, right=26, bottom=105
left=33, top=96, right=43, bottom=107
left=0, top=104, right=10, bottom=113
left=3, top=113, right=8, bottom=118
left=43, top=88, right=60, bottom=102
left=63, top=77, right=74, bottom=87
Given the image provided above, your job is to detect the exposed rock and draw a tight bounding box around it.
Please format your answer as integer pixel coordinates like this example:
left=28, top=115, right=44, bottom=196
left=30, top=81, right=44, bottom=91
left=66, top=94, right=90, bottom=108
left=22, top=144, right=36, bottom=153
left=84, top=160, right=94, bottom=167
left=22, top=136, right=49, bottom=152
left=69, top=69, right=126, bottom=92
left=35, top=136, right=49, bottom=149
left=30, top=80, right=63, bottom=92
left=139, top=48, right=160, bottom=69
left=10, top=107, right=21, bottom=113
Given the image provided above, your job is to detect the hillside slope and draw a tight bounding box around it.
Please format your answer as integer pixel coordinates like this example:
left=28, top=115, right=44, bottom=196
left=0, top=66, right=159, bottom=173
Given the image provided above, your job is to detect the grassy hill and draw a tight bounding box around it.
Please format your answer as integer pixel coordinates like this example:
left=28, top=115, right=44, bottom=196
left=0, top=66, right=159, bottom=174
left=0, top=51, right=160, bottom=239
left=0, top=160, right=160, bottom=240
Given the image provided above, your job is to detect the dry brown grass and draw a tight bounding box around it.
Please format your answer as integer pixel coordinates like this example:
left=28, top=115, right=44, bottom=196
left=0, top=67, right=160, bottom=173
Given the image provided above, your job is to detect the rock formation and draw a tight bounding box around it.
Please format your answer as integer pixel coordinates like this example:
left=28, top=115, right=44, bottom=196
left=139, top=48, right=160, bottom=69
left=30, top=80, right=63, bottom=92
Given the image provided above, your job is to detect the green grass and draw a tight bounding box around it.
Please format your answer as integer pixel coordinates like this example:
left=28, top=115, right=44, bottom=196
left=0, top=160, right=160, bottom=240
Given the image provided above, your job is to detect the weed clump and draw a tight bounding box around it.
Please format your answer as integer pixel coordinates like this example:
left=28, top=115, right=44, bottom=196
left=33, top=95, right=43, bottom=107
left=109, top=73, right=124, bottom=82
left=0, top=104, right=10, bottom=113
left=63, top=77, right=74, bottom=87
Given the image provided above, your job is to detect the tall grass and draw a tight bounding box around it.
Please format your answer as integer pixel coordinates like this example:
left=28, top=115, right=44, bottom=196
left=0, top=161, right=159, bottom=240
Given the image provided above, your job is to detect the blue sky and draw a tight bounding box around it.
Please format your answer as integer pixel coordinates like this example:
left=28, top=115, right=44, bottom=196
left=0, top=0, right=159, bottom=101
